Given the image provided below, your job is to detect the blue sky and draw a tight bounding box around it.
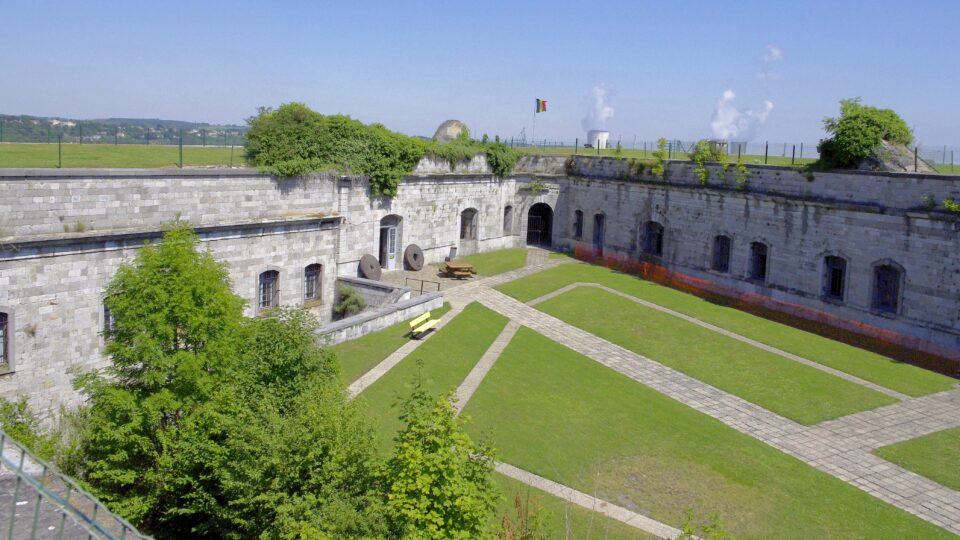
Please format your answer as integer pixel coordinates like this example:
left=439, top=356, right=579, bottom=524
left=2, top=0, right=958, bottom=145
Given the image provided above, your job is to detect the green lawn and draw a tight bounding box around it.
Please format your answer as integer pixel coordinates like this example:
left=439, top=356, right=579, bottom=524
left=0, top=143, right=243, bottom=168
left=536, top=287, right=895, bottom=424
left=491, top=473, right=656, bottom=540
left=356, top=302, right=508, bottom=453
left=460, top=248, right=528, bottom=276
left=548, top=251, right=572, bottom=259
left=496, top=263, right=955, bottom=397
left=463, top=327, right=954, bottom=539
left=330, top=303, right=452, bottom=385
left=874, top=427, right=960, bottom=491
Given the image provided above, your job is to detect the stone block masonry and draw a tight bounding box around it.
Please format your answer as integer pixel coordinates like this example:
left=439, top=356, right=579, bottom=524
left=1, top=156, right=958, bottom=416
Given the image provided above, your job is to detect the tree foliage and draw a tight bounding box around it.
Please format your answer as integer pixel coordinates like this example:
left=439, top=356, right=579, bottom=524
left=651, top=137, right=668, bottom=180
left=71, top=222, right=387, bottom=538
left=245, top=103, right=519, bottom=196
left=334, top=284, right=367, bottom=319
left=386, top=388, right=497, bottom=539
left=817, top=98, right=913, bottom=168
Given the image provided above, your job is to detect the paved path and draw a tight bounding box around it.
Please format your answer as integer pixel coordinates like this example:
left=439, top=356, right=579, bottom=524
left=454, top=321, right=520, bottom=413
left=474, top=286, right=960, bottom=535
left=495, top=462, right=685, bottom=540
left=346, top=305, right=464, bottom=397
left=529, top=282, right=910, bottom=401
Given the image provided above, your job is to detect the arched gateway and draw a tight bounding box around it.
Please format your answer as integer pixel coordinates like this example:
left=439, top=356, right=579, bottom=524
left=526, top=203, right=553, bottom=247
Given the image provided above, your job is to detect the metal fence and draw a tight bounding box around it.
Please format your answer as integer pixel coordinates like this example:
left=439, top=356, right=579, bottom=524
left=503, top=137, right=959, bottom=170
left=0, top=429, right=150, bottom=539
left=0, top=120, right=246, bottom=147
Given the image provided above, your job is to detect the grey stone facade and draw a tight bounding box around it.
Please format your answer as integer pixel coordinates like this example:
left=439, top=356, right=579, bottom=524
left=0, top=156, right=958, bottom=415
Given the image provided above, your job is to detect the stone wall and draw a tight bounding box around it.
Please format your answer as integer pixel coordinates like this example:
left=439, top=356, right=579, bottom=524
left=336, top=276, right=410, bottom=308
left=552, top=172, right=960, bottom=364
left=0, top=218, right=340, bottom=414
left=318, top=292, right=443, bottom=346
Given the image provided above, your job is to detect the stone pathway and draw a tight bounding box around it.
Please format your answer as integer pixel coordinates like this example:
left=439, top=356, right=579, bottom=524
left=528, top=282, right=911, bottom=401
left=346, top=305, right=464, bottom=397
left=474, top=286, right=960, bottom=535
left=453, top=321, right=520, bottom=413
left=495, top=462, right=685, bottom=540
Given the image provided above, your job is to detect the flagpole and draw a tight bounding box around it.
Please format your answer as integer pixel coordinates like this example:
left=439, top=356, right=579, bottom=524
left=531, top=109, right=536, bottom=147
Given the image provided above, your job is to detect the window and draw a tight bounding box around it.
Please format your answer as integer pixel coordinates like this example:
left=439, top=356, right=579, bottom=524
left=503, top=206, right=514, bottom=234
left=460, top=208, right=478, bottom=241
left=0, top=312, right=8, bottom=367
left=573, top=210, right=583, bottom=239
left=642, top=221, right=664, bottom=256
left=749, top=242, right=768, bottom=282
left=593, top=214, right=605, bottom=253
left=822, top=256, right=847, bottom=301
left=103, top=303, right=115, bottom=334
left=258, top=270, right=280, bottom=310
left=872, top=264, right=902, bottom=314
left=712, top=235, right=731, bottom=272
left=304, top=264, right=322, bottom=303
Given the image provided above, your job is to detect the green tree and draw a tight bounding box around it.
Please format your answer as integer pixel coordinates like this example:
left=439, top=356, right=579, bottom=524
left=817, top=98, right=913, bottom=168
left=386, top=387, right=497, bottom=539
left=651, top=138, right=668, bottom=180
left=72, top=222, right=386, bottom=538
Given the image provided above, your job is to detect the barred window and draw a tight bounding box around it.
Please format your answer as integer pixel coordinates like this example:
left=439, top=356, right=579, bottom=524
left=712, top=235, right=731, bottom=272
left=749, top=242, right=768, bottom=282
left=304, top=264, right=322, bottom=302
left=823, top=256, right=847, bottom=301
left=872, top=264, right=902, bottom=314
left=642, top=221, right=664, bottom=256
left=259, top=270, right=280, bottom=310
left=0, top=312, right=8, bottom=366
left=573, top=210, right=583, bottom=239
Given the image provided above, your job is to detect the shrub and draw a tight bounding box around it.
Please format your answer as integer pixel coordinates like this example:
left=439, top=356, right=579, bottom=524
left=651, top=137, right=667, bottom=180
left=944, top=198, right=960, bottom=213
left=690, top=140, right=726, bottom=186
left=0, top=397, right=58, bottom=460
left=817, top=98, right=913, bottom=168
left=334, top=285, right=366, bottom=319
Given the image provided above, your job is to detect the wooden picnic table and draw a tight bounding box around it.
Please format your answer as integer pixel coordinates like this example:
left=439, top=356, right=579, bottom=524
left=441, top=260, right=477, bottom=279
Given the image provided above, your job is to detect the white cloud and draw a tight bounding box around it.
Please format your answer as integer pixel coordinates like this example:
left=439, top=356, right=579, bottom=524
left=762, top=45, right=783, bottom=63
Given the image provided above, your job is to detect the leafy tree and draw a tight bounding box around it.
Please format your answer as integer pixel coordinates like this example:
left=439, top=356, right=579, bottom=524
left=386, top=387, right=497, bottom=539
left=651, top=138, right=668, bottom=180
left=72, top=222, right=386, bottom=538
left=817, top=98, right=913, bottom=168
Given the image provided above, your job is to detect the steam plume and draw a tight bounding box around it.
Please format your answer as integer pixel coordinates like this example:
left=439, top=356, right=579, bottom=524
left=581, top=85, right=614, bottom=131
left=710, top=90, right=773, bottom=141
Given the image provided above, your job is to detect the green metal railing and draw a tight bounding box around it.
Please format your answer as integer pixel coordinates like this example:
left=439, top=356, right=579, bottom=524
left=0, top=429, right=150, bottom=539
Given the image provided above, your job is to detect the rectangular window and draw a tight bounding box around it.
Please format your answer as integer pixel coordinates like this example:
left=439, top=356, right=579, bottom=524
left=0, top=313, right=7, bottom=367
left=259, top=271, right=279, bottom=310
left=749, top=242, right=768, bottom=282
left=873, top=265, right=901, bottom=314
left=712, top=236, right=731, bottom=272
left=304, top=265, right=322, bottom=302
left=823, top=256, right=846, bottom=301
left=573, top=211, right=583, bottom=239
left=104, top=304, right=115, bottom=333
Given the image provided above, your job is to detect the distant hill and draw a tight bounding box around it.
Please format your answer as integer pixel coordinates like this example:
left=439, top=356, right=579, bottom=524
left=0, top=114, right=248, bottom=145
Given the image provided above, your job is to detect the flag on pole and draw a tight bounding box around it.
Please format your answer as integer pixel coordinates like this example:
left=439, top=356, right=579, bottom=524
left=535, top=98, right=547, bottom=113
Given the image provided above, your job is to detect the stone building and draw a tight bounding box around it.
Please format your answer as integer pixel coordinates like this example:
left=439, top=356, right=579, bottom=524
left=0, top=155, right=957, bottom=415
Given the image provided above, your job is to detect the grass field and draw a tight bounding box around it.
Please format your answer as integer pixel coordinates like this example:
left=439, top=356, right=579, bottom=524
left=356, top=302, right=508, bottom=453
left=514, top=145, right=819, bottom=167
left=331, top=303, right=452, bottom=385
left=536, top=287, right=895, bottom=424
left=460, top=248, right=528, bottom=276
left=497, top=263, right=955, bottom=397
left=491, top=473, right=656, bottom=539
left=463, top=327, right=954, bottom=539
left=0, top=143, right=242, bottom=168
left=874, top=427, right=960, bottom=491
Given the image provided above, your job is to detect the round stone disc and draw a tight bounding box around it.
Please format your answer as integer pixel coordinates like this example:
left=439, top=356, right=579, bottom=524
left=359, top=253, right=382, bottom=281
left=404, top=244, right=425, bottom=271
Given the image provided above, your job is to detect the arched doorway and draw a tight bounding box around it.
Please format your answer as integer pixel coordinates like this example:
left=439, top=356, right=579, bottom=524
left=379, top=215, right=402, bottom=270
left=527, top=203, right=553, bottom=247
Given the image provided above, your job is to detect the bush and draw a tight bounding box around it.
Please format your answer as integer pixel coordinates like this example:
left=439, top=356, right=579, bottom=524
left=817, top=98, right=913, bottom=168
left=334, top=285, right=366, bottom=319
left=245, top=103, right=520, bottom=196
left=689, top=140, right=727, bottom=186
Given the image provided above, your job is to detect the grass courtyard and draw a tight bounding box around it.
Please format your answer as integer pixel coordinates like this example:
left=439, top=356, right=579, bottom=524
left=462, top=327, right=952, bottom=539
left=460, top=247, right=529, bottom=276
left=334, top=254, right=958, bottom=538
left=874, top=427, right=960, bottom=492
left=496, top=262, right=955, bottom=397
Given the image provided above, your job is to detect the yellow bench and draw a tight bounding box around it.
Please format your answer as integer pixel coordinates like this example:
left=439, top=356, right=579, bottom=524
left=412, top=318, right=439, bottom=338
left=409, top=312, right=431, bottom=332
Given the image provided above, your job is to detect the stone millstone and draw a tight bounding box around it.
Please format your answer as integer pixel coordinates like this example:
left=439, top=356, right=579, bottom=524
left=404, top=244, right=425, bottom=271
left=358, top=254, right=382, bottom=281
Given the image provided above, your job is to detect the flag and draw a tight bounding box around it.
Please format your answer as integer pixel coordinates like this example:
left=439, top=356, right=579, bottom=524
left=535, top=98, right=547, bottom=113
